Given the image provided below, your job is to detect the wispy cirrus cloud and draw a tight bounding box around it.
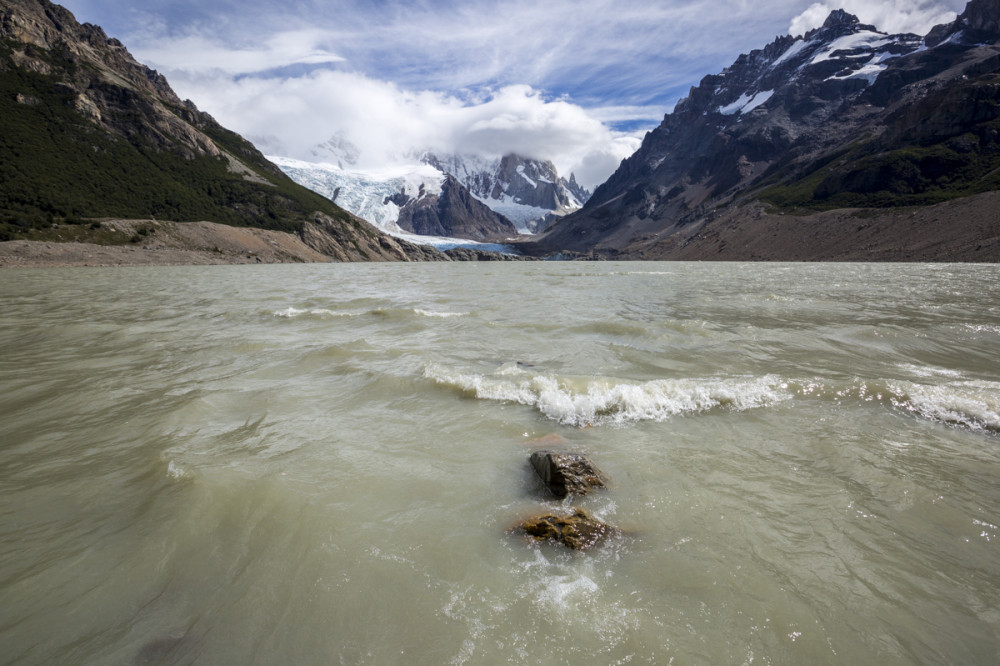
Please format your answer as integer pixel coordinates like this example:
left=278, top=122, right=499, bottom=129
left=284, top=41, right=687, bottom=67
left=134, top=29, right=345, bottom=76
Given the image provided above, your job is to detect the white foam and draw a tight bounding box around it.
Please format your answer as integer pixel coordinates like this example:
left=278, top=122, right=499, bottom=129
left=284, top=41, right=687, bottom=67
left=888, top=380, right=1000, bottom=433
left=414, top=309, right=468, bottom=318
left=273, top=307, right=354, bottom=318
left=166, top=460, right=189, bottom=479
left=425, top=364, right=790, bottom=427
left=896, top=363, right=965, bottom=379
left=534, top=573, right=600, bottom=613
left=964, top=324, right=1000, bottom=335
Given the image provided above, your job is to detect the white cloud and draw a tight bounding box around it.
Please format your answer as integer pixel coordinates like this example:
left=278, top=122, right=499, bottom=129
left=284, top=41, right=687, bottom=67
left=788, top=0, right=963, bottom=37
left=111, top=0, right=965, bottom=193
left=167, top=70, right=642, bottom=190
left=134, top=29, right=344, bottom=75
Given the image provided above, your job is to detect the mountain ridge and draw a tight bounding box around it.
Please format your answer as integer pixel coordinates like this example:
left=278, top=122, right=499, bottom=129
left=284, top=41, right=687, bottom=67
left=0, top=0, right=440, bottom=261
left=422, top=152, right=591, bottom=232
left=523, top=0, right=1000, bottom=261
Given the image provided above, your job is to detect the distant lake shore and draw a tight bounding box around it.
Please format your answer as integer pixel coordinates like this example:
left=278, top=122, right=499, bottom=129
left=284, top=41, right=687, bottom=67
left=0, top=239, right=321, bottom=268
left=0, top=219, right=332, bottom=267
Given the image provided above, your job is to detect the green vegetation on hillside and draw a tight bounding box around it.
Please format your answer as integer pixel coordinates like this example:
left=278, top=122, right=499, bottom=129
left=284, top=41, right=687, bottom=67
left=0, top=42, right=357, bottom=241
left=760, top=121, right=1000, bottom=213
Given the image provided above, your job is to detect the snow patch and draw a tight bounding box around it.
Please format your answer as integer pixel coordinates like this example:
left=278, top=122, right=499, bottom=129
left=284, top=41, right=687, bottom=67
left=809, top=31, right=893, bottom=65
left=772, top=38, right=813, bottom=67
left=719, top=90, right=774, bottom=115
left=515, top=164, right=538, bottom=189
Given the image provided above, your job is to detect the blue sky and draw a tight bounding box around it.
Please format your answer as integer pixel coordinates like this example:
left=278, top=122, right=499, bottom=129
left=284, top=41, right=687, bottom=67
left=58, top=0, right=965, bottom=187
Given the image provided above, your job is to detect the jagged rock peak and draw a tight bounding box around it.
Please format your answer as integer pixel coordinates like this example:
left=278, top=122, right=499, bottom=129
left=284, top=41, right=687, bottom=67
left=419, top=151, right=590, bottom=232
left=926, top=0, right=1000, bottom=46
left=822, top=9, right=861, bottom=30
left=805, top=9, right=879, bottom=40
left=960, top=0, right=1000, bottom=34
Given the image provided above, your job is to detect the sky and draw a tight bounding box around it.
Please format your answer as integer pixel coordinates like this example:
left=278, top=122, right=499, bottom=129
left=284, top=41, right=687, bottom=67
left=58, top=0, right=966, bottom=189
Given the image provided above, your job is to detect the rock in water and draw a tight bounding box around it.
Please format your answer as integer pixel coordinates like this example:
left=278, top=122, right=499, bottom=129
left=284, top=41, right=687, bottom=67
left=518, top=509, right=616, bottom=550
left=529, top=450, right=608, bottom=498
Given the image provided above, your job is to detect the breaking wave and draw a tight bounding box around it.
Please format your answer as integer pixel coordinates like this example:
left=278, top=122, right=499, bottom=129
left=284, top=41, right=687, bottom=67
left=424, top=362, right=791, bottom=427
left=424, top=362, right=1000, bottom=434
left=886, top=379, right=1000, bottom=434
left=275, top=306, right=467, bottom=319
left=272, top=307, right=355, bottom=318
left=413, top=309, right=468, bottom=318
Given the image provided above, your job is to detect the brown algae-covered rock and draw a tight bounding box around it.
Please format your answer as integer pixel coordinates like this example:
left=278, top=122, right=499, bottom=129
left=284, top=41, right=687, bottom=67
left=518, top=508, right=617, bottom=550
left=529, top=450, right=609, bottom=498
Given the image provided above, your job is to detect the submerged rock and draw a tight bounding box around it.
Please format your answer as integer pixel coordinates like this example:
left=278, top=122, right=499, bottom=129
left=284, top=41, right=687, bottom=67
left=529, top=450, right=609, bottom=498
left=522, top=433, right=570, bottom=448
left=517, top=508, right=617, bottom=550
left=134, top=635, right=193, bottom=664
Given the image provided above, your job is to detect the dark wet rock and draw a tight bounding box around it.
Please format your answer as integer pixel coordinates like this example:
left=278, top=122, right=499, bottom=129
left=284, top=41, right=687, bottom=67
left=517, top=508, right=617, bottom=550
left=529, top=450, right=608, bottom=498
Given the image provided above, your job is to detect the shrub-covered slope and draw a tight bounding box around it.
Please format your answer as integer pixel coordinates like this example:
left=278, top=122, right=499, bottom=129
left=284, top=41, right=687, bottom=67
left=0, top=0, right=431, bottom=261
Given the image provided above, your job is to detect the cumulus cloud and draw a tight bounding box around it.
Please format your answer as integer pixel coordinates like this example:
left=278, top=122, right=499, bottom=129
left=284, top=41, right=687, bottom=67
left=788, top=0, right=964, bottom=37
left=166, top=69, right=642, bottom=189
left=76, top=0, right=967, bottom=191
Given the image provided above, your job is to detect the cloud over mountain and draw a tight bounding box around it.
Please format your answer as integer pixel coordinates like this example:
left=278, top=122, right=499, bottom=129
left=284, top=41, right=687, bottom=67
left=58, top=0, right=968, bottom=189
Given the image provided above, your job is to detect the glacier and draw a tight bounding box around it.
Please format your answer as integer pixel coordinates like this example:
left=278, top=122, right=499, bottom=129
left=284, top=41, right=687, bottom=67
left=270, top=156, right=515, bottom=252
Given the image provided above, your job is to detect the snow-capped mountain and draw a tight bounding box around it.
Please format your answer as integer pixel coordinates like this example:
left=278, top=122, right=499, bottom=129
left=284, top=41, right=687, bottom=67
left=273, top=150, right=589, bottom=237
left=309, top=133, right=361, bottom=169
left=530, top=2, right=1000, bottom=259
left=270, top=157, right=518, bottom=242
left=271, top=156, right=444, bottom=233
left=422, top=153, right=591, bottom=233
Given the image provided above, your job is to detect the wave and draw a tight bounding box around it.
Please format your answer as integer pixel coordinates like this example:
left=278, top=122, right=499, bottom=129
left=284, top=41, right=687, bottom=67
left=272, top=307, right=355, bottom=319
left=886, top=379, right=1000, bottom=434
left=424, top=362, right=1000, bottom=434
left=963, top=324, right=1000, bottom=336
left=413, top=309, right=468, bottom=318
left=424, top=363, right=791, bottom=427
left=274, top=306, right=467, bottom=319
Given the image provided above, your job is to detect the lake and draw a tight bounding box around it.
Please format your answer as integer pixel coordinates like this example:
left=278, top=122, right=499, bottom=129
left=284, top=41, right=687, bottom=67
left=1, top=262, right=999, bottom=664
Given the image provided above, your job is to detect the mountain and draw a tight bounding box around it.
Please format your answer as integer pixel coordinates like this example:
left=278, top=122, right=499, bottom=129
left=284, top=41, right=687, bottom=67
left=0, top=0, right=436, bottom=261
left=423, top=153, right=591, bottom=232
left=271, top=157, right=444, bottom=232
left=526, top=0, right=1000, bottom=261
left=270, top=157, right=518, bottom=241
left=394, top=174, right=519, bottom=241
left=274, top=151, right=585, bottom=239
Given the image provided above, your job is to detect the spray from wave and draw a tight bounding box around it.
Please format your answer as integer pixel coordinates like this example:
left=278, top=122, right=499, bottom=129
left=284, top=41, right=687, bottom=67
left=886, top=379, right=1000, bottom=434
left=424, top=362, right=792, bottom=427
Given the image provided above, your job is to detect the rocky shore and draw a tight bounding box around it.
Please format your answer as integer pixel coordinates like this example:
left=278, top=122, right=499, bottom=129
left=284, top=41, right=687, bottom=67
left=0, top=218, right=535, bottom=267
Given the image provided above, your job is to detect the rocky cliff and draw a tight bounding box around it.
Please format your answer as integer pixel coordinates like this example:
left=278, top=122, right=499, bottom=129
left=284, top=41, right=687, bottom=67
left=395, top=174, right=519, bottom=241
left=423, top=153, right=590, bottom=232
left=526, top=0, right=1000, bottom=261
left=0, top=0, right=435, bottom=261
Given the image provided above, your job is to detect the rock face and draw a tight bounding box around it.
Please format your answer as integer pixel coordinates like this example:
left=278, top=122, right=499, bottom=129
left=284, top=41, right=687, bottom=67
left=0, top=0, right=435, bottom=260
left=423, top=153, right=591, bottom=233
left=517, top=508, right=616, bottom=551
left=524, top=0, right=1000, bottom=261
left=529, top=450, right=609, bottom=498
left=395, top=175, right=519, bottom=241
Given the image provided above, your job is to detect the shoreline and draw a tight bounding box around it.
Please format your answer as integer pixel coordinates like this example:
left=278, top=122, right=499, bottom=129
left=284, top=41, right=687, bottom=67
left=0, top=219, right=332, bottom=268
left=0, top=239, right=323, bottom=268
